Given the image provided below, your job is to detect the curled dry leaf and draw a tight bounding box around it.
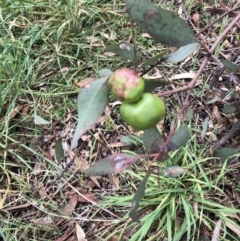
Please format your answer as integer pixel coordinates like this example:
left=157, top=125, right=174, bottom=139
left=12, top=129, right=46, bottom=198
left=75, top=77, right=95, bottom=88
left=212, top=105, right=228, bottom=127
left=56, top=194, right=78, bottom=225
left=76, top=223, right=87, bottom=241
left=192, top=13, right=200, bottom=28
left=38, top=182, right=47, bottom=199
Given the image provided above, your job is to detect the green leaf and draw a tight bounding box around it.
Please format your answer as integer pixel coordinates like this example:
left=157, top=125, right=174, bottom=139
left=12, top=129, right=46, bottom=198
left=98, top=69, right=112, bottom=78
left=169, top=124, right=190, bottom=150
left=141, top=52, right=164, bottom=68
left=223, top=104, right=237, bottom=114
left=201, top=117, right=209, bottom=140
left=71, top=77, right=109, bottom=149
left=207, top=96, right=220, bottom=104
left=126, top=0, right=198, bottom=47
left=163, top=43, right=200, bottom=64
left=221, top=60, right=239, bottom=73
left=144, top=79, right=170, bottom=92
left=34, top=113, right=50, bottom=125
left=161, top=165, right=185, bottom=177
left=129, top=170, right=152, bottom=222
left=213, top=147, right=239, bottom=163
left=143, top=126, right=162, bottom=152
left=55, top=140, right=64, bottom=162
left=185, top=109, right=194, bottom=121
left=105, top=41, right=140, bottom=60
left=85, top=153, right=140, bottom=176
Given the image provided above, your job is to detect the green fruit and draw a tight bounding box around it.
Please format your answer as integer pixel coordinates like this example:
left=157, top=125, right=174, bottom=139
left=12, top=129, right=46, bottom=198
left=120, top=93, right=165, bottom=130
left=108, top=68, right=144, bottom=103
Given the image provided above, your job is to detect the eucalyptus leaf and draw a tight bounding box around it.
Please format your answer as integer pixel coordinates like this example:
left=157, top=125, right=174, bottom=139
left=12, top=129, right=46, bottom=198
left=221, top=60, right=239, bottom=73
left=141, top=52, right=164, bottom=68
left=214, top=147, right=239, bottom=163
left=223, top=105, right=237, bottom=114
left=55, top=140, right=64, bottom=162
left=34, top=113, right=50, bottom=125
left=169, top=124, right=190, bottom=150
left=129, top=170, right=152, bottom=222
left=163, top=42, right=200, bottom=64
left=126, top=0, right=198, bottom=47
left=201, top=117, right=209, bottom=140
left=143, top=126, right=162, bottom=152
left=71, top=77, right=109, bottom=149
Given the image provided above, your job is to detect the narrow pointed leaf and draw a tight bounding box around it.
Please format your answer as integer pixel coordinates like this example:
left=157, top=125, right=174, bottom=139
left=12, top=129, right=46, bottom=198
left=105, top=41, right=140, bottom=60
left=141, top=52, right=164, bottom=68
left=221, top=60, right=239, bottom=73
left=143, top=126, right=162, bottom=152
left=129, top=170, right=152, bottom=222
left=168, top=124, right=190, bottom=150
left=71, top=77, right=109, bottom=149
left=223, top=104, right=237, bottom=114
left=161, top=165, right=185, bottom=177
left=163, top=42, right=200, bottom=63
left=55, top=140, right=64, bottom=162
left=185, top=109, right=194, bottom=121
left=201, top=117, right=209, bottom=139
left=85, top=153, right=140, bottom=176
left=34, top=113, right=50, bottom=125
left=126, top=0, right=198, bottom=47
left=213, top=147, right=239, bottom=163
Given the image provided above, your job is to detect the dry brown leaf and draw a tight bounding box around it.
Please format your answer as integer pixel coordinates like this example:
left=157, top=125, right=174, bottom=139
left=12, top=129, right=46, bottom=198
left=22, top=104, right=31, bottom=115
left=31, top=215, right=54, bottom=226
left=54, top=228, right=74, bottom=241
left=32, top=162, right=43, bottom=175
left=68, top=150, right=100, bottom=188
left=76, top=193, right=98, bottom=203
left=4, top=202, right=32, bottom=211
left=211, top=219, right=222, bottom=241
left=169, top=73, right=196, bottom=81
left=192, top=13, right=200, bottom=29
left=75, top=77, right=95, bottom=88
left=212, top=105, right=228, bottom=126
left=56, top=194, right=78, bottom=225
left=141, top=33, right=152, bottom=38
left=76, top=223, right=87, bottom=241
left=59, top=67, right=69, bottom=72
left=10, top=104, right=25, bottom=119
left=66, top=236, right=77, bottom=241
left=38, top=182, right=47, bottom=199
left=108, top=142, right=128, bottom=148
left=108, top=174, right=120, bottom=191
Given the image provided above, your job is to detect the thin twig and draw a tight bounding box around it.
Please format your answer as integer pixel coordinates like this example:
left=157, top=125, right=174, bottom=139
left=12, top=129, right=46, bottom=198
left=157, top=13, right=240, bottom=97
left=213, top=119, right=240, bottom=151
left=131, top=21, right=138, bottom=71
left=196, top=5, right=240, bottom=36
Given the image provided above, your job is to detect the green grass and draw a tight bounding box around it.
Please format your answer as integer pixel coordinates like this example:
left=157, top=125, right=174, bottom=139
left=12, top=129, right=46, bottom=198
left=100, top=134, right=240, bottom=240
left=1, top=0, right=240, bottom=240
